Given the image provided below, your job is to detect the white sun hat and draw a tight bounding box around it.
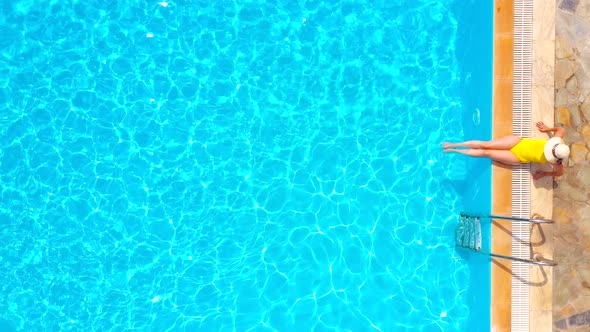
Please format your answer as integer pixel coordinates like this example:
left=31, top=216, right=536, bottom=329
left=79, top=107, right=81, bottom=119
left=543, top=137, right=570, bottom=163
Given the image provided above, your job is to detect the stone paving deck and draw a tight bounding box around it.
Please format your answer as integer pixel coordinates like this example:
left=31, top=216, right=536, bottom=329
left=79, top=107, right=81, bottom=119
left=552, top=0, right=590, bottom=331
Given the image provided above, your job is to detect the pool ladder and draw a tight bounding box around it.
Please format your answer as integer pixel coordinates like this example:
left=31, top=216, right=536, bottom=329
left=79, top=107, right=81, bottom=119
left=456, top=214, right=482, bottom=251
left=456, top=213, right=557, bottom=266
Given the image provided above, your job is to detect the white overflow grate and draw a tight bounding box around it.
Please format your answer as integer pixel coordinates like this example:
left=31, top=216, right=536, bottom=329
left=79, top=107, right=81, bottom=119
left=511, top=0, right=533, bottom=331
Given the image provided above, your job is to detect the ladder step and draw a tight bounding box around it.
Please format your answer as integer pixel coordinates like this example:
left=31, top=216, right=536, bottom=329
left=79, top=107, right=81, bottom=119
left=456, top=215, right=482, bottom=251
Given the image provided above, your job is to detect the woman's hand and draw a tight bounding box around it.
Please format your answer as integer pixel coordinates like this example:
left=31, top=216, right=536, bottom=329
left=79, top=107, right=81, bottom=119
left=533, top=170, right=546, bottom=180
left=536, top=121, right=550, bottom=133
left=536, top=121, right=566, bottom=138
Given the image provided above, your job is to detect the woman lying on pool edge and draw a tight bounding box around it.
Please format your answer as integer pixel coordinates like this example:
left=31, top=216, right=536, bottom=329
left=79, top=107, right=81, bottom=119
left=443, top=121, right=570, bottom=180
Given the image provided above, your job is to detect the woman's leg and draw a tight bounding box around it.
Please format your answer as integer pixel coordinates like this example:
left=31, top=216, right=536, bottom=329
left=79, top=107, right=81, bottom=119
left=443, top=135, right=522, bottom=150
left=444, top=148, right=521, bottom=165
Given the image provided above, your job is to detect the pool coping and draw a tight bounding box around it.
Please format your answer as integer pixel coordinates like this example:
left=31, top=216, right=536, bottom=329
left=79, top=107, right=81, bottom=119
left=491, top=0, right=556, bottom=331
left=528, top=0, right=556, bottom=330
left=491, top=0, right=515, bottom=330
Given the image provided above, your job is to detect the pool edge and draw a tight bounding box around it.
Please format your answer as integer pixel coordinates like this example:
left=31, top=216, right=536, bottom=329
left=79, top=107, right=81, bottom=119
left=528, top=0, right=556, bottom=331
left=490, top=0, right=514, bottom=331
left=491, top=0, right=556, bottom=331
left=491, top=1, right=514, bottom=332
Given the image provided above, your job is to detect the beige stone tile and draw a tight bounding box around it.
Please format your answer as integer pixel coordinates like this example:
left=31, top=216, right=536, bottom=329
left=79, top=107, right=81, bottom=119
left=555, top=59, right=576, bottom=89
left=531, top=0, right=556, bottom=327
left=575, top=1, right=590, bottom=17
left=530, top=266, right=553, bottom=310
left=533, top=0, right=556, bottom=41
left=531, top=85, right=555, bottom=138
left=530, top=222, right=554, bottom=325
left=532, top=40, right=556, bottom=86
left=531, top=88, right=556, bottom=204
left=531, top=182, right=552, bottom=215
left=530, top=309, right=553, bottom=332
left=571, top=293, right=590, bottom=312
left=530, top=222, right=554, bottom=255
left=556, top=34, right=576, bottom=59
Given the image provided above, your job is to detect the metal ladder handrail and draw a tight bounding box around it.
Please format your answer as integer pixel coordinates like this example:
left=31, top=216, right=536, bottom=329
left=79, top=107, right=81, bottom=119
left=457, top=213, right=558, bottom=266
left=488, top=252, right=558, bottom=266
left=460, top=213, right=554, bottom=224
left=457, top=247, right=558, bottom=266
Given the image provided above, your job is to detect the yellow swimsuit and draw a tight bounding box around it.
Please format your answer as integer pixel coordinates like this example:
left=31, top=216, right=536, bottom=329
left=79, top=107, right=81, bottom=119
left=509, top=138, right=548, bottom=163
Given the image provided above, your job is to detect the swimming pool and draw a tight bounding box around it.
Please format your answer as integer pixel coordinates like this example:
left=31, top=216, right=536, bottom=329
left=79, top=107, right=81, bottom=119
left=0, top=0, right=492, bottom=331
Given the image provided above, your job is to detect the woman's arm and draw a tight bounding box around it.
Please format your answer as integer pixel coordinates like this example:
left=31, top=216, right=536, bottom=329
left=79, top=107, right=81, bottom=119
left=533, top=163, right=564, bottom=180
left=536, top=121, right=566, bottom=138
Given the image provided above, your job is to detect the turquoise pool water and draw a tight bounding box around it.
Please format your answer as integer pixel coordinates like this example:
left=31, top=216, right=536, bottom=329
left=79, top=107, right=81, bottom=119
left=0, top=0, right=492, bottom=331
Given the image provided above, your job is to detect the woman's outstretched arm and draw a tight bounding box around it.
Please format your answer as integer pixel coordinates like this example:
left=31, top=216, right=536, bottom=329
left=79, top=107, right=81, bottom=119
left=536, top=121, right=565, bottom=138
left=533, top=163, right=564, bottom=180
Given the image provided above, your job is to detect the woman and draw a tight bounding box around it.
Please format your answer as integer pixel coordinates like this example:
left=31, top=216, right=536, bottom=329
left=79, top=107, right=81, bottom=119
left=443, top=121, right=570, bottom=180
